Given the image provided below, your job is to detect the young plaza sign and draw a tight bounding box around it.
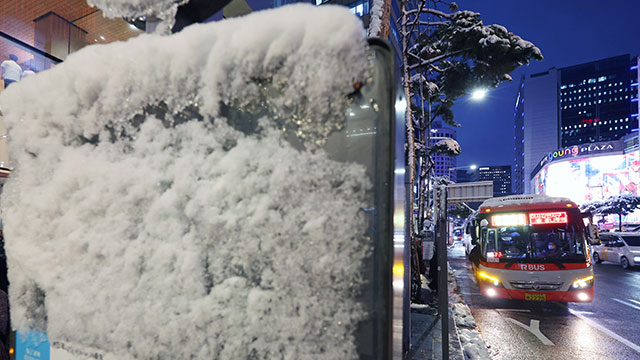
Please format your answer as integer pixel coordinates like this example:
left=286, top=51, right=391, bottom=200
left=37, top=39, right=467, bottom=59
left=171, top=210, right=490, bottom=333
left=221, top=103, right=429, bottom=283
left=536, top=140, right=623, bottom=170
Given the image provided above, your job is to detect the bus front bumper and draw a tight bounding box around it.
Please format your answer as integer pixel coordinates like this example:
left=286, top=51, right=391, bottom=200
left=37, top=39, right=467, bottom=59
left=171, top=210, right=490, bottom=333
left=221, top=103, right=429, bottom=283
left=480, top=284, right=594, bottom=303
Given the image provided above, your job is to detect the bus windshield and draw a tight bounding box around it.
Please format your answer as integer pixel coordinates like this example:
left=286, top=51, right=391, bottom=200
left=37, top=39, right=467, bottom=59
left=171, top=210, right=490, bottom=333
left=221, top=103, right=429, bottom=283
left=484, top=222, right=587, bottom=262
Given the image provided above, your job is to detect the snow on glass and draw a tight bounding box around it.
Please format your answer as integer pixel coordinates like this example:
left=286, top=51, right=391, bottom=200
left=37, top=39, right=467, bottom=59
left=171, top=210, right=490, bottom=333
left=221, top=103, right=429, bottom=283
left=0, top=5, right=372, bottom=359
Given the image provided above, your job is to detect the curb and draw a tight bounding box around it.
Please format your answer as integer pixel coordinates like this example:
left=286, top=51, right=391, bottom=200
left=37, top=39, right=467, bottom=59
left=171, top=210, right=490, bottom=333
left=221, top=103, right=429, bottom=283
left=448, top=266, right=492, bottom=360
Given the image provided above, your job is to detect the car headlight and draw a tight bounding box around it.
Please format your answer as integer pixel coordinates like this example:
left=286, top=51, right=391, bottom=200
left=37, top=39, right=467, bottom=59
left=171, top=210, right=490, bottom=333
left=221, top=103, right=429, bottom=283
left=571, top=275, right=594, bottom=290
left=634, top=256, right=640, bottom=263
left=478, top=271, right=503, bottom=288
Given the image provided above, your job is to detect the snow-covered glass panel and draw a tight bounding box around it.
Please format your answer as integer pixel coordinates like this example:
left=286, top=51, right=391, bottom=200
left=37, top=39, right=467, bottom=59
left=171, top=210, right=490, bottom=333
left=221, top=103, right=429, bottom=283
left=0, top=5, right=402, bottom=360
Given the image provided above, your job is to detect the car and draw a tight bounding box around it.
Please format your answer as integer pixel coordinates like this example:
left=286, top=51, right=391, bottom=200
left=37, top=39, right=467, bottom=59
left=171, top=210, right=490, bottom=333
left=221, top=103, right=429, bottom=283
left=452, top=227, right=464, bottom=244
left=592, top=232, right=640, bottom=269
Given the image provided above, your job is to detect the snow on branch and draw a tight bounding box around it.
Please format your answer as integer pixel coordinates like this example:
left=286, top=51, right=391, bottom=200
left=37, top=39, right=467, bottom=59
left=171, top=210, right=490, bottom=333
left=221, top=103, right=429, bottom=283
left=430, top=138, right=461, bottom=156
left=368, top=0, right=385, bottom=38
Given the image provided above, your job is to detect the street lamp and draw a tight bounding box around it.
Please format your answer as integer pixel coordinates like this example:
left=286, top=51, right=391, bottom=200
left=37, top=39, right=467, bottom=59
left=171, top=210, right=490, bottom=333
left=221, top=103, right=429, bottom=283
left=470, top=88, right=488, bottom=101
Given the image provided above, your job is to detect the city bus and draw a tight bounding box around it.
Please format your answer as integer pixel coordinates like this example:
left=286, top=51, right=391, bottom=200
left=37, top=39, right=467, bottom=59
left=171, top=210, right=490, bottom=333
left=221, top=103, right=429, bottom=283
left=468, top=195, right=597, bottom=302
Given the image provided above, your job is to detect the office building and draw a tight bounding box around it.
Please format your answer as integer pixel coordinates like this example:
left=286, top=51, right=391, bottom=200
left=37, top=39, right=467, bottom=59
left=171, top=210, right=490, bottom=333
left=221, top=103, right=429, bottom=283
left=513, top=76, right=526, bottom=194
left=514, top=54, right=640, bottom=194
left=477, top=165, right=512, bottom=197
left=515, top=68, right=560, bottom=195
left=429, top=122, right=457, bottom=182
left=559, top=54, right=639, bottom=146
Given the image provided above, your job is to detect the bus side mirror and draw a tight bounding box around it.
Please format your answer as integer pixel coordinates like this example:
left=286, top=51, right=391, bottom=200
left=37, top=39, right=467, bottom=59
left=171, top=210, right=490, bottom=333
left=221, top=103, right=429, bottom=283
left=587, top=223, right=601, bottom=245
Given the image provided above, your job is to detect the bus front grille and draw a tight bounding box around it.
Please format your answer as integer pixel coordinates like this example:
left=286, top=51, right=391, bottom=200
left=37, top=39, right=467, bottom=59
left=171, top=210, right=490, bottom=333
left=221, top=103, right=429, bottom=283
left=510, top=281, right=564, bottom=291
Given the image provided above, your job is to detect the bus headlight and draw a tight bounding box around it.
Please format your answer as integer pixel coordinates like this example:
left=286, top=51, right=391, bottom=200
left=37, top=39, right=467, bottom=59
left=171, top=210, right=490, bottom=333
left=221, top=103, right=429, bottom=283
left=478, top=271, right=503, bottom=288
left=571, top=275, right=594, bottom=290
left=633, top=256, right=640, bottom=263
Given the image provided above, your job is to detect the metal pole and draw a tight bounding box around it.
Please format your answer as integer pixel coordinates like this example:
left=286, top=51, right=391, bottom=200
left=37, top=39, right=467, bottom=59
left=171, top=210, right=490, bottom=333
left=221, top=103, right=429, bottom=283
left=437, top=185, right=449, bottom=360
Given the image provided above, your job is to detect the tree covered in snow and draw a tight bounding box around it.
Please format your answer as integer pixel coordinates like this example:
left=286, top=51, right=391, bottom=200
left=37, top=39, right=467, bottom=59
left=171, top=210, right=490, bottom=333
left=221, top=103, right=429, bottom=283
left=406, top=1, right=543, bottom=127
left=581, top=195, right=640, bottom=231
left=399, top=0, right=542, bottom=236
left=399, top=0, right=542, bottom=304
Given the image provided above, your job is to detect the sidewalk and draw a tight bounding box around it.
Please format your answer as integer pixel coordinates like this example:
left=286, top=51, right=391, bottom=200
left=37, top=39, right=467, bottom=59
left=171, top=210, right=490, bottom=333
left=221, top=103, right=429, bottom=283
left=408, top=243, right=491, bottom=360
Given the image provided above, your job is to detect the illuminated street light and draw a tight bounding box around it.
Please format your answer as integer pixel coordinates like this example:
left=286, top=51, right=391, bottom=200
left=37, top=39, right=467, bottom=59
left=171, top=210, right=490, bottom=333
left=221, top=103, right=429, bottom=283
left=471, top=88, right=488, bottom=101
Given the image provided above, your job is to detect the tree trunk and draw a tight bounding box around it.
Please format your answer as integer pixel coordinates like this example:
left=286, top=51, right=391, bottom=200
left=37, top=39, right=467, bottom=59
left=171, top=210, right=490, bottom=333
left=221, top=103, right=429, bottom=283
left=619, top=213, right=623, bottom=231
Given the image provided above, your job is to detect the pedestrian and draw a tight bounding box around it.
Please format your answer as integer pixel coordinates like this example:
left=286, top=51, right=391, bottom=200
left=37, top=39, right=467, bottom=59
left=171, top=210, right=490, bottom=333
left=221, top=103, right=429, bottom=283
left=1, top=55, right=22, bottom=88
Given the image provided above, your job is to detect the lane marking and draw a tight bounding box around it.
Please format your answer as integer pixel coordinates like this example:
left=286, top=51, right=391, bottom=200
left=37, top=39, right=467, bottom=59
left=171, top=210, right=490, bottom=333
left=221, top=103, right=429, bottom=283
left=495, top=309, right=531, bottom=313
left=612, top=298, right=640, bottom=311
left=628, top=299, right=640, bottom=306
left=568, top=308, right=640, bottom=354
left=570, top=310, right=595, bottom=315
left=505, top=318, right=554, bottom=346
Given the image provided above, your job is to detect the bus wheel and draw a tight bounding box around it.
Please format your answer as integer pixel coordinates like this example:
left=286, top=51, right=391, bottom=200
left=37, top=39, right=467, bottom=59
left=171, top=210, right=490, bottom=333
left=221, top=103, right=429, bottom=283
left=593, top=252, right=602, bottom=264
left=621, top=256, right=630, bottom=270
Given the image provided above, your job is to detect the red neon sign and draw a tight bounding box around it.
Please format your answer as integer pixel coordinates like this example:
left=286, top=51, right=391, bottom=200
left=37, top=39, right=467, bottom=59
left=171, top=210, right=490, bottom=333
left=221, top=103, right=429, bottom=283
left=581, top=118, right=600, bottom=125
left=529, top=211, right=568, bottom=225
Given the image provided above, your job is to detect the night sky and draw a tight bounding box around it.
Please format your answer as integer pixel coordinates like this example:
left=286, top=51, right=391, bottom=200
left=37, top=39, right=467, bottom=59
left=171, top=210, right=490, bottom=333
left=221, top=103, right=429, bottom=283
left=452, top=0, right=640, bottom=168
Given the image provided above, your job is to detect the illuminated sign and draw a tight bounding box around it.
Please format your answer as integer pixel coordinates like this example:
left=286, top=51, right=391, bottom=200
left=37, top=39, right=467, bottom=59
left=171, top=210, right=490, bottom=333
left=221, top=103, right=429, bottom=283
left=545, top=142, right=617, bottom=163
left=491, top=213, right=527, bottom=227
left=581, top=118, right=600, bottom=125
left=532, top=139, right=625, bottom=179
left=529, top=211, right=568, bottom=225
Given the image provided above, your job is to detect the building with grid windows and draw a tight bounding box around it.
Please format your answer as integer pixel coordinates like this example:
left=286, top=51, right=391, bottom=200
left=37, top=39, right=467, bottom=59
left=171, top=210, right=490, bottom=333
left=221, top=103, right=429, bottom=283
left=514, top=54, right=640, bottom=194
left=559, top=54, right=639, bottom=146
left=429, top=122, right=458, bottom=182
left=477, top=166, right=512, bottom=197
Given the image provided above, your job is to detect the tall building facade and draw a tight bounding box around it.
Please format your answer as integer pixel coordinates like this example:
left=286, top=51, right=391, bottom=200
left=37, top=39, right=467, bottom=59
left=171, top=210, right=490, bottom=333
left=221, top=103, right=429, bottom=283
left=559, top=55, right=639, bottom=146
left=515, top=54, right=640, bottom=194
left=519, top=68, right=560, bottom=194
left=429, top=122, right=457, bottom=182
left=477, top=166, right=512, bottom=197
left=513, top=76, right=526, bottom=194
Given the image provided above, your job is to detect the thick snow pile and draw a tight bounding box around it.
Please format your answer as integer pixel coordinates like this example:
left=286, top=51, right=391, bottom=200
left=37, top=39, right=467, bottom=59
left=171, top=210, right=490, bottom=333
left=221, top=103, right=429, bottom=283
left=0, top=5, right=372, bottom=360
left=87, top=0, right=188, bottom=33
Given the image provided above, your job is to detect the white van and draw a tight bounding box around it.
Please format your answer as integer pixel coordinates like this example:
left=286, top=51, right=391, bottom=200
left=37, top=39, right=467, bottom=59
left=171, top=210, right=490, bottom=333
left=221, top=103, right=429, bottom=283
left=462, top=212, right=478, bottom=257
left=592, top=232, right=640, bottom=269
